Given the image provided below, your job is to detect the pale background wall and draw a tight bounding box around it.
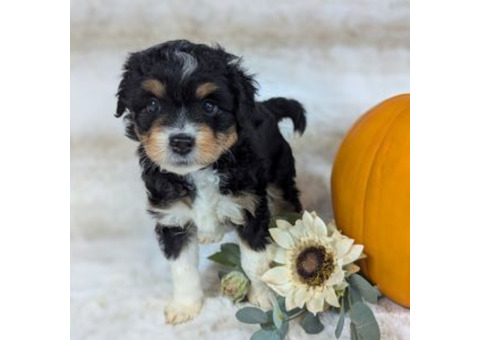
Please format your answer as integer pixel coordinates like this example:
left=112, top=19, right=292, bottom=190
left=71, top=1, right=410, bottom=339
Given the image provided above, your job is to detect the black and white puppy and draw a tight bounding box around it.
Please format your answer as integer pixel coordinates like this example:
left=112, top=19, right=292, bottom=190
left=115, top=40, right=306, bottom=324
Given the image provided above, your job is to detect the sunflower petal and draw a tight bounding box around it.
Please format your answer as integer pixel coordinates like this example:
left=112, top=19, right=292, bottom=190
left=276, top=219, right=292, bottom=231
left=272, top=248, right=287, bottom=264
left=326, top=220, right=338, bottom=235
left=285, top=290, right=298, bottom=311
left=335, top=237, right=355, bottom=258
left=306, top=295, right=325, bottom=314
left=326, top=265, right=345, bottom=286
left=324, top=286, right=340, bottom=307
left=305, top=287, right=315, bottom=301
left=302, top=211, right=315, bottom=229
left=302, top=211, right=326, bottom=238
left=335, top=282, right=349, bottom=291
left=342, top=245, right=364, bottom=265
left=270, top=282, right=293, bottom=296
left=312, top=215, right=328, bottom=236
left=290, top=222, right=307, bottom=240
left=261, top=266, right=289, bottom=286
left=293, top=288, right=308, bottom=308
left=269, top=228, right=295, bottom=249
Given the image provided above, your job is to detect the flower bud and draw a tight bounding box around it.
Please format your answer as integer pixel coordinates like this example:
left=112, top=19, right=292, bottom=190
left=220, top=271, right=250, bottom=303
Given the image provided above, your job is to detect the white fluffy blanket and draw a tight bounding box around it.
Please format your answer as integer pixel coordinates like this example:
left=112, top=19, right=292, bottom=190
left=71, top=0, right=410, bottom=338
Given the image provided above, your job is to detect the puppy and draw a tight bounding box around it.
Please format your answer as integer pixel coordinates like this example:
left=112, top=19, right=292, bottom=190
left=115, top=40, right=306, bottom=324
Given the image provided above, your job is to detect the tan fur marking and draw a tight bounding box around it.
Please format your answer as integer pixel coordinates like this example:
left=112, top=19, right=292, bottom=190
left=180, top=196, right=193, bottom=209
left=195, top=82, right=218, bottom=99
left=142, top=79, right=166, bottom=98
left=267, top=184, right=295, bottom=215
left=140, top=125, right=168, bottom=165
left=233, top=193, right=259, bottom=216
left=196, top=125, right=238, bottom=165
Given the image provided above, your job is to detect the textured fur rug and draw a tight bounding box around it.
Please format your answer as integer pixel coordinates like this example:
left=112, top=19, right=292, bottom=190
left=71, top=1, right=410, bottom=338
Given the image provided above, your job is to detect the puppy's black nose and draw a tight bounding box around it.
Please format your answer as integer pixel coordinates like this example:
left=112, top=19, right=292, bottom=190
left=169, top=134, right=195, bottom=155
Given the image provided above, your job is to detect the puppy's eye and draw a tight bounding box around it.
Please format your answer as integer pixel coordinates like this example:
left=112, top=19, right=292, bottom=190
left=146, top=98, right=161, bottom=114
left=202, top=100, right=218, bottom=114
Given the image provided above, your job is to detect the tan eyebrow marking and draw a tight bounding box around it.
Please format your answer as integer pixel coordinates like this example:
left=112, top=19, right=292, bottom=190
left=196, top=82, right=218, bottom=99
left=141, top=79, right=166, bottom=98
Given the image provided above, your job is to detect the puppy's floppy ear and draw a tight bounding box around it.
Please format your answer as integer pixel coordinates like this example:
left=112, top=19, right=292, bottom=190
left=114, top=53, right=142, bottom=141
left=219, top=47, right=258, bottom=129
left=115, top=79, right=128, bottom=118
left=231, top=64, right=257, bottom=126
left=115, top=52, right=140, bottom=118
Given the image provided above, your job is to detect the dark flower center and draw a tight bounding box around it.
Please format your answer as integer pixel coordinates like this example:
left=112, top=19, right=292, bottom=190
left=296, top=246, right=334, bottom=286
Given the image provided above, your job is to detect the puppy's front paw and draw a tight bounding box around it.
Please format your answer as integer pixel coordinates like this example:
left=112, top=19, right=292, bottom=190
left=248, top=282, right=274, bottom=310
left=164, top=299, right=203, bottom=325
left=198, top=230, right=224, bottom=244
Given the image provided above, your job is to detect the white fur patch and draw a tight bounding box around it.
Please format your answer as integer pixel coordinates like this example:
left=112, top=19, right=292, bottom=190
left=166, top=236, right=203, bottom=324
left=150, top=201, right=192, bottom=226
left=152, top=168, right=247, bottom=237
left=174, top=51, right=197, bottom=80
left=189, top=169, right=246, bottom=232
left=239, top=240, right=273, bottom=281
left=239, top=240, right=275, bottom=309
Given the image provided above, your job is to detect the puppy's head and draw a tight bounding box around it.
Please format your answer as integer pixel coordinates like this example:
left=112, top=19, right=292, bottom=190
left=115, top=40, right=257, bottom=175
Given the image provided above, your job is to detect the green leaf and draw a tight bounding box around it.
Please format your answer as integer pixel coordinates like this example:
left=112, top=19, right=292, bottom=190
left=275, top=296, right=302, bottom=316
left=260, top=311, right=275, bottom=330
left=221, top=243, right=240, bottom=258
left=265, top=310, right=273, bottom=321
left=260, top=310, right=277, bottom=330
left=208, top=252, right=237, bottom=267
left=350, top=322, right=359, bottom=340
left=272, top=296, right=285, bottom=329
left=260, top=323, right=276, bottom=330
left=335, top=297, right=346, bottom=338
left=276, top=296, right=286, bottom=312
left=276, top=321, right=289, bottom=339
left=236, top=307, right=269, bottom=324
left=255, top=309, right=289, bottom=340
left=251, top=329, right=282, bottom=340
left=286, top=307, right=303, bottom=317
left=208, top=243, right=241, bottom=267
left=343, top=287, right=351, bottom=313
left=260, top=324, right=275, bottom=331
left=300, top=311, right=324, bottom=334
left=349, top=285, right=362, bottom=306
left=349, top=274, right=381, bottom=304
left=350, top=302, right=381, bottom=340
left=221, top=244, right=241, bottom=265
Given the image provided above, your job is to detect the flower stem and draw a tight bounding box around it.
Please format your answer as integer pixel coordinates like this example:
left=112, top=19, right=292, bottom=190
left=285, top=308, right=308, bottom=321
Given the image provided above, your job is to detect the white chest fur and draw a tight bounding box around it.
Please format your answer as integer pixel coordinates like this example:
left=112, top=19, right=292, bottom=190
left=152, top=168, right=246, bottom=233
left=188, top=169, right=245, bottom=232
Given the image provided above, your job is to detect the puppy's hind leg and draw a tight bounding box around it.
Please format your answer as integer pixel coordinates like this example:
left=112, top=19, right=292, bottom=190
left=237, top=197, right=275, bottom=309
left=155, top=223, right=203, bottom=324
left=239, top=240, right=275, bottom=309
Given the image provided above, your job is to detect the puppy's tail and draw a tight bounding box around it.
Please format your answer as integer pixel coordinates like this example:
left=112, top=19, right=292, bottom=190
left=262, top=97, right=307, bottom=135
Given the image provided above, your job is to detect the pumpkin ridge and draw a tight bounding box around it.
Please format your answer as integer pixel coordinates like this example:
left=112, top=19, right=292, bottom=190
left=360, top=103, right=407, bottom=278
left=331, top=94, right=410, bottom=306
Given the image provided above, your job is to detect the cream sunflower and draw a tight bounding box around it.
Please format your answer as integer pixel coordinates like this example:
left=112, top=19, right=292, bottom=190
left=261, top=211, right=364, bottom=313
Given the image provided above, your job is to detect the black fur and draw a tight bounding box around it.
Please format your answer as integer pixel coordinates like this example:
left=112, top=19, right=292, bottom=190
left=139, top=146, right=196, bottom=208
left=261, top=97, right=307, bottom=134
left=237, top=195, right=272, bottom=251
left=115, top=40, right=306, bottom=258
left=155, top=223, right=194, bottom=259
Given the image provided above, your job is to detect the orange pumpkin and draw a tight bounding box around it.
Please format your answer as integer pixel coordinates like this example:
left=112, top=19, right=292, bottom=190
left=331, top=94, right=410, bottom=307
